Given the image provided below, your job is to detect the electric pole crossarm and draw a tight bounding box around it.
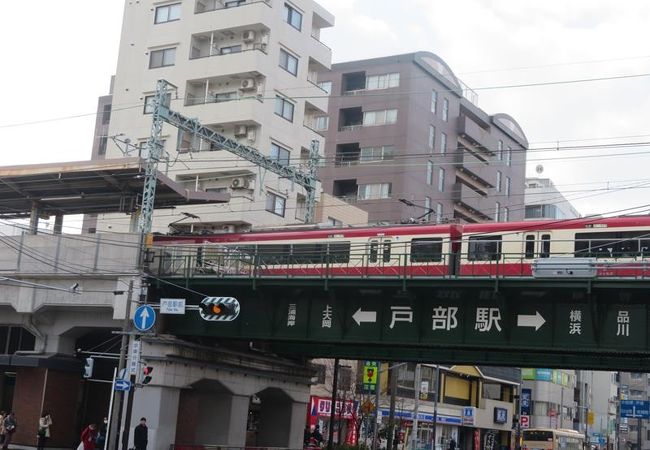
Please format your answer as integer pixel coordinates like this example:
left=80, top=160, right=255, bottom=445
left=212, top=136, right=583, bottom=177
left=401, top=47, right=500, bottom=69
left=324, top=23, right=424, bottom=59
left=158, top=107, right=317, bottom=190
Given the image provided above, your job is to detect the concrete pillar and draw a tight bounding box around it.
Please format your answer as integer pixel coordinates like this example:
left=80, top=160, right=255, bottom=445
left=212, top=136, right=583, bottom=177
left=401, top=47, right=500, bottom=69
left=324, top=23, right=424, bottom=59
left=288, top=401, right=309, bottom=449
left=130, top=386, right=180, bottom=450
left=53, top=214, right=64, bottom=234
left=29, top=201, right=40, bottom=235
left=226, top=394, right=250, bottom=446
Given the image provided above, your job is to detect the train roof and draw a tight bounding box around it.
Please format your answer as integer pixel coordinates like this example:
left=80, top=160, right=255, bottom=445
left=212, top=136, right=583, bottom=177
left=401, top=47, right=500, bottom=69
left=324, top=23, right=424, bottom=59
left=153, top=222, right=462, bottom=244
left=462, top=215, right=650, bottom=234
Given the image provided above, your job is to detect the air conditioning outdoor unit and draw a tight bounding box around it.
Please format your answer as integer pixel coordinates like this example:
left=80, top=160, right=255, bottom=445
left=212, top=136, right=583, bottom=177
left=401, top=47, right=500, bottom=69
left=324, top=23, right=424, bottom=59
left=243, top=30, right=256, bottom=42
left=222, top=224, right=236, bottom=233
left=234, top=125, right=248, bottom=137
left=247, top=128, right=256, bottom=142
left=231, top=177, right=250, bottom=189
left=240, top=78, right=257, bottom=90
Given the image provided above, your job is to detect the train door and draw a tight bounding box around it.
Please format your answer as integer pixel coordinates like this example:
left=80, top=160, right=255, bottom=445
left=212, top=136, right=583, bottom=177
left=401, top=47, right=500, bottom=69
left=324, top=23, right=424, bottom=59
left=367, top=237, right=400, bottom=275
left=523, top=232, right=552, bottom=259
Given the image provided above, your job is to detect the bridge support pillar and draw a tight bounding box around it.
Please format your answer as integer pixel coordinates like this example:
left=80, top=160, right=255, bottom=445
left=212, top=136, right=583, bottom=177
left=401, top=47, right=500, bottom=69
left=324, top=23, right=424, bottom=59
left=226, top=394, right=251, bottom=446
left=130, top=385, right=180, bottom=450
left=288, top=400, right=309, bottom=449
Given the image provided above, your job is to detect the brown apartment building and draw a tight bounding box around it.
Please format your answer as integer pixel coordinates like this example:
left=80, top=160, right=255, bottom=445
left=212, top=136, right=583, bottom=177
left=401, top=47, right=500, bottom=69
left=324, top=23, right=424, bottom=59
left=317, top=52, right=529, bottom=224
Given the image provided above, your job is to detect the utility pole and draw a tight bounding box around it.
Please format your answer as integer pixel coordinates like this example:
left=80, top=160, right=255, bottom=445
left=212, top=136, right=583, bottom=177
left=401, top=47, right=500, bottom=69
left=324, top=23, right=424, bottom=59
left=387, top=363, right=398, bottom=450
left=432, top=365, right=440, bottom=450
left=411, top=364, right=421, bottom=450
left=327, top=358, right=340, bottom=450
left=374, top=365, right=381, bottom=450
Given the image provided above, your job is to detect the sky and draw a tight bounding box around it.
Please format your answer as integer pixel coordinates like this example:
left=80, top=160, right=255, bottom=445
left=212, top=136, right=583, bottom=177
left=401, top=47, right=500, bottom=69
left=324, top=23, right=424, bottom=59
left=1, top=0, right=650, bottom=217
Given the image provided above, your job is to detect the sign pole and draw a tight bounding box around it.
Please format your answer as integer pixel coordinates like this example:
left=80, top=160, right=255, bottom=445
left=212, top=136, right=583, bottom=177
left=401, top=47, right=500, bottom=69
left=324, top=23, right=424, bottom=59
left=432, top=365, right=440, bottom=450
left=105, top=367, right=117, bottom=450
left=327, top=358, right=340, bottom=450
left=411, top=364, right=421, bottom=450
left=374, top=365, right=381, bottom=450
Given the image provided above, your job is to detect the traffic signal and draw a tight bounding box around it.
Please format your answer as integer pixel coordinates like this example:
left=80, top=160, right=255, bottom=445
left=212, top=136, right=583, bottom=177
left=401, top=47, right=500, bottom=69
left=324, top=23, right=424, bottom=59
left=142, top=366, right=153, bottom=385
left=200, top=301, right=233, bottom=316
left=83, top=357, right=94, bottom=379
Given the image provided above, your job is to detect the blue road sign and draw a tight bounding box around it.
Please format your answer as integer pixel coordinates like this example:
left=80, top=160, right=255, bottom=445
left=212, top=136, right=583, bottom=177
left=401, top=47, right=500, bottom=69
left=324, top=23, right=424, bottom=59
left=620, top=400, right=650, bottom=419
left=133, top=305, right=156, bottom=332
left=114, top=379, right=132, bottom=392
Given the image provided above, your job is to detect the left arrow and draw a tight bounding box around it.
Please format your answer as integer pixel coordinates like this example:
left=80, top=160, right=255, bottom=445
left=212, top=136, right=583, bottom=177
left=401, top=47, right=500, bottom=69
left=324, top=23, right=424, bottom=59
left=352, top=308, right=377, bottom=326
left=517, top=311, right=546, bottom=331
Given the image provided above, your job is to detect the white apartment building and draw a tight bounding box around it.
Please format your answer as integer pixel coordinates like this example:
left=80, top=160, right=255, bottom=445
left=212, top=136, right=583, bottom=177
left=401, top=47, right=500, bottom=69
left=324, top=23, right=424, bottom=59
left=100, top=0, right=334, bottom=233
left=525, top=178, right=581, bottom=220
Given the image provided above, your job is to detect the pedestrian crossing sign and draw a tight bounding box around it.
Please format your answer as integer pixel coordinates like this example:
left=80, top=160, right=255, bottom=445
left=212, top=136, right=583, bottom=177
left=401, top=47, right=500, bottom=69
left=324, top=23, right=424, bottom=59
left=363, top=361, right=379, bottom=392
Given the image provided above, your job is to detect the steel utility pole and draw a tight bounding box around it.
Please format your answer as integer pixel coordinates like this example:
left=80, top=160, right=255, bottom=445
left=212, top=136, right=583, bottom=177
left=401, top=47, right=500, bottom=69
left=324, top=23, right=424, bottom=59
left=387, top=363, right=398, bottom=450
left=327, top=358, right=340, bottom=450
left=432, top=365, right=440, bottom=450
left=411, top=364, right=421, bottom=450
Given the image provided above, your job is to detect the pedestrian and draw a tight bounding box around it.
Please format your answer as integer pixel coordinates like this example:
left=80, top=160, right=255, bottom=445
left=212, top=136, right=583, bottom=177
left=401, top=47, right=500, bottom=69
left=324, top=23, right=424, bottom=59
left=310, top=425, right=323, bottom=447
left=96, top=418, right=108, bottom=450
left=36, top=412, right=52, bottom=450
left=448, top=437, right=456, bottom=450
left=2, top=412, right=17, bottom=450
left=0, top=411, right=5, bottom=446
left=80, top=424, right=97, bottom=450
left=133, top=417, right=148, bottom=450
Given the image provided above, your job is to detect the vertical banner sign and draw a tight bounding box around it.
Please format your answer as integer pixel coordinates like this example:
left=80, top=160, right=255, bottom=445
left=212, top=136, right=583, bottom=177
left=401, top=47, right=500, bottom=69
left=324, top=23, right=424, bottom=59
left=363, top=361, right=379, bottom=393
left=128, top=340, right=141, bottom=375
left=521, top=388, right=532, bottom=416
left=420, top=380, right=429, bottom=400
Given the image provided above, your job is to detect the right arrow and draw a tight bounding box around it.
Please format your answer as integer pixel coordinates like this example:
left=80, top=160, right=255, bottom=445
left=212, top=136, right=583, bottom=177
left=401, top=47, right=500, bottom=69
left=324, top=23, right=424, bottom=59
left=517, top=311, right=546, bottom=331
left=352, top=308, right=377, bottom=326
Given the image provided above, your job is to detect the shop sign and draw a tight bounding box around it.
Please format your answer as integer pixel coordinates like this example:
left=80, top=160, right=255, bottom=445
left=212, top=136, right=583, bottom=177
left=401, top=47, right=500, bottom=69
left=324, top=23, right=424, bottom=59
left=463, top=407, right=475, bottom=425
left=310, top=396, right=356, bottom=419
left=493, top=407, right=508, bottom=424
left=521, top=388, right=532, bottom=415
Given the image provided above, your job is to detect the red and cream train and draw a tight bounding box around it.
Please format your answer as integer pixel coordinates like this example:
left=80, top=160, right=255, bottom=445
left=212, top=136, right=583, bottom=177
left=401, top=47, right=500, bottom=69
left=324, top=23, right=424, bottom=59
left=153, top=216, right=650, bottom=278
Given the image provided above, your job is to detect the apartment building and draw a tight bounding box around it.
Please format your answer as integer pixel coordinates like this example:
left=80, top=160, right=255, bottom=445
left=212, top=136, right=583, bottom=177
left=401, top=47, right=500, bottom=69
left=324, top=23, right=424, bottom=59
left=521, top=368, right=577, bottom=430
left=525, top=177, right=581, bottom=220
left=318, top=52, right=528, bottom=225
left=98, top=0, right=334, bottom=233
left=619, top=372, right=649, bottom=450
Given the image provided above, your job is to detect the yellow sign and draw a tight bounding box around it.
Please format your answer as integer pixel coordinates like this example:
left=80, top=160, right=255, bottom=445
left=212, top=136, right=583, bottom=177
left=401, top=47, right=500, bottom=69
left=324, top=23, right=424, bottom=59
left=588, top=410, right=595, bottom=425
left=363, top=361, right=379, bottom=392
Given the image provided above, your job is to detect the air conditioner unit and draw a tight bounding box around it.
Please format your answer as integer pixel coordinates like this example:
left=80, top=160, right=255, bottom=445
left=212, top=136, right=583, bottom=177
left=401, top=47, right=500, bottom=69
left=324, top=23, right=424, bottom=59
left=240, top=78, right=257, bottom=90
left=234, top=125, right=248, bottom=137
left=243, top=30, right=256, bottom=42
left=222, top=224, right=236, bottom=233
left=247, top=128, right=256, bottom=142
left=231, top=177, right=250, bottom=189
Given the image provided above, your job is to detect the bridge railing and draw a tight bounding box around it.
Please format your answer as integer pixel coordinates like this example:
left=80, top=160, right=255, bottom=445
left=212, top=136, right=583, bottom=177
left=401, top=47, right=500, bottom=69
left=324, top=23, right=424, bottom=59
left=149, top=246, right=650, bottom=279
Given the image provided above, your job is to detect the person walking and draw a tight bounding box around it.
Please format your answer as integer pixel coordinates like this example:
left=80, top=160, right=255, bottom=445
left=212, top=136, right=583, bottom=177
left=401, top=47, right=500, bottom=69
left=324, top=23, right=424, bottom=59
left=96, top=418, right=108, bottom=450
left=2, top=412, right=17, bottom=450
left=80, top=424, right=97, bottom=450
left=133, top=418, right=148, bottom=450
left=36, top=412, right=52, bottom=450
left=448, top=437, right=456, bottom=450
left=0, top=411, right=6, bottom=446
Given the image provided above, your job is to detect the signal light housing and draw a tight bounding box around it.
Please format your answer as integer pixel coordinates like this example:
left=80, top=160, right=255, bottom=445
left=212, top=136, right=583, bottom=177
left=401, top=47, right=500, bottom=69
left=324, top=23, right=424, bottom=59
left=142, top=366, right=153, bottom=385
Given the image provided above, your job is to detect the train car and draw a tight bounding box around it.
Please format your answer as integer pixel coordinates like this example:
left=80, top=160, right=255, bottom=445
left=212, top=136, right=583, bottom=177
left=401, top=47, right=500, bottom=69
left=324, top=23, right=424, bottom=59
left=458, top=216, right=650, bottom=277
left=153, top=223, right=462, bottom=277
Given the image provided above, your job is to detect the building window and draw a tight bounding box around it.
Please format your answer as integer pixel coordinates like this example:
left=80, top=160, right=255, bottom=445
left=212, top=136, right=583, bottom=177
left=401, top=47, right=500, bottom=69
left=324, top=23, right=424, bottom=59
left=363, top=109, right=397, bottom=126
left=314, top=116, right=329, bottom=131
left=496, top=171, right=502, bottom=192
left=497, top=140, right=503, bottom=160
left=279, top=49, right=299, bottom=76
left=442, top=98, right=449, bottom=122
left=431, top=90, right=437, bottom=113
left=505, top=176, right=511, bottom=197
left=438, top=168, right=445, bottom=192
left=424, top=196, right=431, bottom=213
left=428, top=125, right=435, bottom=150
left=265, top=192, right=286, bottom=216
left=318, top=81, right=332, bottom=95
left=155, top=3, right=181, bottom=23
left=359, top=145, right=395, bottom=163
left=358, top=183, right=392, bottom=200
left=327, top=217, right=343, bottom=227
left=366, top=73, right=400, bottom=90
left=427, top=161, right=434, bottom=185
left=436, top=203, right=443, bottom=223
left=143, top=93, right=172, bottom=114
left=270, top=142, right=290, bottom=166
left=101, top=104, right=112, bottom=125
left=506, top=146, right=512, bottom=166
left=275, top=96, right=295, bottom=122
left=503, top=207, right=509, bottom=222
left=98, top=136, right=107, bottom=156
left=440, top=132, right=447, bottom=155
left=283, top=3, right=302, bottom=30
left=495, top=202, right=501, bottom=221
left=149, top=48, right=176, bottom=68
left=219, top=45, right=242, bottom=55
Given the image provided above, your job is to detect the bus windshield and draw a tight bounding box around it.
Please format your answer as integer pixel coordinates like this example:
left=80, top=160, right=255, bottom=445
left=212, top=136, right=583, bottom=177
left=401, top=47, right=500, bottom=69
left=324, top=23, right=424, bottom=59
left=523, top=430, right=553, bottom=442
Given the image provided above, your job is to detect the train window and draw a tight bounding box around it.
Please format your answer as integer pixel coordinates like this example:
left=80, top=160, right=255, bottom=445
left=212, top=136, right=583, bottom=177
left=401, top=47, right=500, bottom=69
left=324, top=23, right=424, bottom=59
left=328, top=242, right=351, bottom=264
left=575, top=231, right=648, bottom=257
left=540, top=234, right=551, bottom=258
left=383, top=241, right=392, bottom=263
left=257, top=244, right=290, bottom=264
left=369, top=241, right=378, bottom=263
left=524, top=235, right=535, bottom=259
left=468, top=235, right=502, bottom=261
left=411, top=238, right=443, bottom=262
left=291, top=243, right=325, bottom=264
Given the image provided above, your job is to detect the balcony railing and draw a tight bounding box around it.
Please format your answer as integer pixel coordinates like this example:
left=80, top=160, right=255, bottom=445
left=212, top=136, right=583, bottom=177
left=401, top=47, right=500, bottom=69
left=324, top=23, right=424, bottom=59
left=339, top=124, right=363, bottom=131
left=194, top=0, right=271, bottom=14
left=189, top=44, right=267, bottom=60
left=185, top=92, right=263, bottom=107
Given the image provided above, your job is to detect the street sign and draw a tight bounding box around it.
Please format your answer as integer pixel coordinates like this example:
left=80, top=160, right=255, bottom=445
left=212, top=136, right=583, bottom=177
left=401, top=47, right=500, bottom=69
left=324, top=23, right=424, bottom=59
left=114, top=379, right=132, bottom=392
left=520, top=415, right=530, bottom=429
left=133, top=305, right=156, bottom=332
left=199, top=297, right=240, bottom=322
left=128, top=339, right=141, bottom=375
left=160, top=298, right=186, bottom=315
left=620, top=400, right=650, bottom=418
left=362, top=361, right=378, bottom=392
left=462, top=407, right=475, bottom=425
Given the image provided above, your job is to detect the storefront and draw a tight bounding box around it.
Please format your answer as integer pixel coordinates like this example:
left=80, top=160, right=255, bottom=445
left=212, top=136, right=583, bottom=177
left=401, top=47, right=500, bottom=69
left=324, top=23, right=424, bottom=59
left=461, top=404, right=513, bottom=450
left=307, top=396, right=358, bottom=445
left=378, top=409, right=462, bottom=450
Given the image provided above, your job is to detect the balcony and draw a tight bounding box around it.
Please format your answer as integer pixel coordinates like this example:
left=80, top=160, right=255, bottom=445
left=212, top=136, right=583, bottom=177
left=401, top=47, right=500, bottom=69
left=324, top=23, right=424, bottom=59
left=190, top=27, right=269, bottom=60
left=454, top=145, right=492, bottom=191
left=195, top=0, right=269, bottom=14
left=457, top=115, right=496, bottom=155
left=334, top=143, right=361, bottom=167
left=341, top=72, right=366, bottom=95
left=451, top=182, right=492, bottom=218
left=332, top=179, right=359, bottom=203
left=338, top=107, right=363, bottom=131
left=185, top=75, right=265, bottom=107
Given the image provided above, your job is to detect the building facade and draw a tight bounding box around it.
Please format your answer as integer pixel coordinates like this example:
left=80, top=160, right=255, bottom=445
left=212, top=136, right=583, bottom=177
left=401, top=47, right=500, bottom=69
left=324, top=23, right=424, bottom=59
left=318, top=52, right=529, bottom=225
left=99, top=0, right=334, bottom=233
left=522, top=368, right=577, bottom=430
left=619, top=372, right=648, bottom=450
left=524, top=177, right=581, bottom=220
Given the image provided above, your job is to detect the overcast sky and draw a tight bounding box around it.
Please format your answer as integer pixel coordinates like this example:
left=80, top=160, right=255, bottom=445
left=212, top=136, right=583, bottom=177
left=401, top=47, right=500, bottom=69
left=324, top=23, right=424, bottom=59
left=1, top=0, right=650, bottom=217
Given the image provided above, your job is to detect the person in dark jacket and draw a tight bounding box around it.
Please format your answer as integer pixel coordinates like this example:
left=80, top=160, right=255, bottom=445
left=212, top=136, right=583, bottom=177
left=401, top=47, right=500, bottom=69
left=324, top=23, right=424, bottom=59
left=134, top=418, right=148, bottom=450
left=2, top=412, right=17, bottom=450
